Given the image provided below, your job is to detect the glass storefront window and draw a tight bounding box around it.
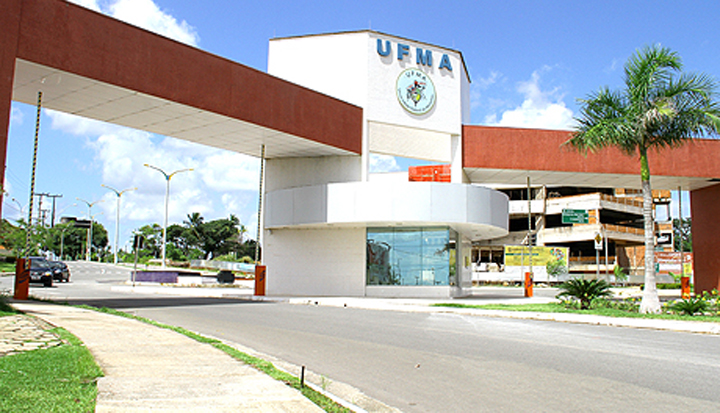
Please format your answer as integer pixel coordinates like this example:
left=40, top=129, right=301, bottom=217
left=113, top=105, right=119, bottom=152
left=367, top=227, right=456, bottom=286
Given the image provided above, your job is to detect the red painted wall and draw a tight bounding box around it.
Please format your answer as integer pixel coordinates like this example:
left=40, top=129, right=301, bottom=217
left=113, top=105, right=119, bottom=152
left=463, top=125, right=720, bottom=179
left=691, top=184, right=720, bottom=293
left=0, top=0, right=23, bottom=218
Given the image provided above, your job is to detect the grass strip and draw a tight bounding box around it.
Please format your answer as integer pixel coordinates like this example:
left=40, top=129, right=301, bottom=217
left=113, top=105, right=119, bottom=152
left=0, top=262, right=15, bottom=273
left=1, top=294, right=19, bottom=315
left=76, top=304, right=351, bottom=412
left=433, top=302, right=720, bottom=322
left=0, top=327, right=104, bottom=412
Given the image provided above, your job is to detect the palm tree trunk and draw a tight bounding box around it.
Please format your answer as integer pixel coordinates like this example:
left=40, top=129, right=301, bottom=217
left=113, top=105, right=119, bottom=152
left=639, top=149, right=661, bottom=313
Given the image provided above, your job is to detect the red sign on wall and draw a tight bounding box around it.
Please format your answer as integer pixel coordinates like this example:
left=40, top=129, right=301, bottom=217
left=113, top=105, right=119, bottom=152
left=408, top=164, right=451, bottom=182
left=655, top=252, right=693, bottom=275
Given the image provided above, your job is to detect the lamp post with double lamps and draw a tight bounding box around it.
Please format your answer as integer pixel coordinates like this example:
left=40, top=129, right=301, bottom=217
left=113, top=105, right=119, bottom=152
left=102, top=185, right=137, bottom=264
left=76, top=198, right=104, bottom=261
left=143, top=164, right=193, bottom=268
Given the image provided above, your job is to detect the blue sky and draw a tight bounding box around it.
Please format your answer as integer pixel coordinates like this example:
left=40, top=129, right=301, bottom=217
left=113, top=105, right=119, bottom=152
left=3, top=0, right=715, bottom=251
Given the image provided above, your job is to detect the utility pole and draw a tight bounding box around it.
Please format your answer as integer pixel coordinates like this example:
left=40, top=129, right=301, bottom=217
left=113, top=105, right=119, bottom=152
left=33, top=192, right=48, bottom=226
left=47, top=194, right=62, bottom=227
left=33, top=193, right=62, bottom=226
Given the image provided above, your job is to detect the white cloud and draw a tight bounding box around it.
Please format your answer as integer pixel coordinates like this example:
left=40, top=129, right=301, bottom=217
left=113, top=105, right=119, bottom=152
left=68, top=0, right=199, bottom=46
left=199, top=152, right=260, bottom=192
left=369, top=154, right=401, bottom=173
left=470, top=71, right=501, bottom=110
left=604, top=58, right=620, bottom=74
left=10, top=107, right=24, bottom=125
left=108, top=0, right=199, bottom=46
left=484, top=70, right=575, bottom=130
left=47, top=110, right=116, bottom=136
left=47, top=109, right=260, bottom=231
left=68, top=0, right=101, bottom=12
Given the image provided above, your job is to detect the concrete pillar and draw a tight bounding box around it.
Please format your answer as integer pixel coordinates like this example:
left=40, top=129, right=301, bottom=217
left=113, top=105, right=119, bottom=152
left=0, top=0, right=22, bottom=218
left=450, top=134, right=468, bottom=183
left=690, top=184, right=720, bottom=293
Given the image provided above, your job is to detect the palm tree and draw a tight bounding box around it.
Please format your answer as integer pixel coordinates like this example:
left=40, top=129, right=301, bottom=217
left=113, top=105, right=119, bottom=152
left=567, top=45, right=720, bottom=313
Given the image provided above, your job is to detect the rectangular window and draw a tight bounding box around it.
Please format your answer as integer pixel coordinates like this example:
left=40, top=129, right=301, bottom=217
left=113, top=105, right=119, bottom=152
left=367, top=227, right=456, bottom=286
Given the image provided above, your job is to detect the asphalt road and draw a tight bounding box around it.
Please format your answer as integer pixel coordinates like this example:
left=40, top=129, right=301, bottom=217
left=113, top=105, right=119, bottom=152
left=7, top=261, right=720, bottom=412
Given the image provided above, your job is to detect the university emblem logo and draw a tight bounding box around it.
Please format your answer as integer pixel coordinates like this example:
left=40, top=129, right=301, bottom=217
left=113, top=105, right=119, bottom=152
left=396, top=68, right=436, bottom=115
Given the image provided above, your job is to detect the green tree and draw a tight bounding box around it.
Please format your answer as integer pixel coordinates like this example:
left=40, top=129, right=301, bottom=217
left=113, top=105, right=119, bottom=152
left=0, top=219, right=57, bottom=257
left=183, top=212, right=204, bottom=251
left=673, top=217, right=692, bottom=252
left=48, top=222, right=89, bottom=260
left=136, top=224, right=163, bottom=258
left=200, top=215, right=241, bottom=259
left=0, top=219, right=26, bottom=255
left=0, top=219, right=108, bottom=260
left=567, top=45, right=720, bottom=313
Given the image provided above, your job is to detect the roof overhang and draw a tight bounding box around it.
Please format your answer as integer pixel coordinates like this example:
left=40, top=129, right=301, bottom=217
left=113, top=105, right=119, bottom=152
left=12, top=60, right=356, bottom=159
left=4, top=0, right=363, bottom=159
left=463, top=125, right=720, bottom=191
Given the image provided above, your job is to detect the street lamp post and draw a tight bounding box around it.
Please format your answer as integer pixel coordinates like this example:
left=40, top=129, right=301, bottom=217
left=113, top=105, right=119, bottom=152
left=102, top=185, right=137, bottom=265
left=143, top=164, right=193, bottom=268
left=59, top=224, right=71, bottom=260
left=10, top=197, right=24, bottom=216
left=76, top=198, right=103, bottom=261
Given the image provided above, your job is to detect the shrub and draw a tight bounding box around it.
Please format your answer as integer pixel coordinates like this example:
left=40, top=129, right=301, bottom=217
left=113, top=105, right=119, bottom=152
left=669, top=297, right=709, bottom=316
left=0, top=293, right=15, bottom=314
left=701, top=289, right=720, bottom=314
left=556, top=278, right=612, bottom=310
left=613, top=265, right=628, bottom=283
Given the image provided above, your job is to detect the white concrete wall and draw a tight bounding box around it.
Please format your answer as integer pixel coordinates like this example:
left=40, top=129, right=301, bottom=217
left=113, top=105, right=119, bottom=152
left=366, top=32, right=466, bottom=135
left=264, top=227, right=366, bottom=296
left=268, top=33, right=368, bottom=107
left=265, top=156, right=362, bottom=192
left=268, top=31, right=469, bottom=164
left=265, top=182, right=509, bottom=239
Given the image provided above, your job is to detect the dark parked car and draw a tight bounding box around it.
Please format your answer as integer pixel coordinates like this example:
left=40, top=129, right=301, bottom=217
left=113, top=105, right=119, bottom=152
left=28, top=257, right=53, bottom=287
left=49, top=261, right=70, bottom=282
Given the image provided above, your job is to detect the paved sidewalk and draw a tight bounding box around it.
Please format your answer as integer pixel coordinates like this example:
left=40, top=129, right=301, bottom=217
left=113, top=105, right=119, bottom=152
left=9, top=301, right=322, bottom=413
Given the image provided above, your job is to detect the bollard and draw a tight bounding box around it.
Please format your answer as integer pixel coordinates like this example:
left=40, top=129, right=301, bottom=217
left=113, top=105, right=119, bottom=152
left=524, top=272, right=533, bottom=298
left=14, top=258, right=29, bottom=300
left=680, top=276, right=691, bottom=299
left=254, top=265, right=266, bottom=296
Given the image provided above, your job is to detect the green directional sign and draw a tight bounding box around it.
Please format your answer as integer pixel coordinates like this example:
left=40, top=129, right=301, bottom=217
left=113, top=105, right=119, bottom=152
left=562, top=209, right=589, bottom=224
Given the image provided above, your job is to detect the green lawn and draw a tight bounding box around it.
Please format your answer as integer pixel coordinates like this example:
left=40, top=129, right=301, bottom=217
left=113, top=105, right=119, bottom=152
left=1, top=294, right=17, bottom=315
left=0, top=261, right=15, bottom=273
left=0, top=327, right=104, bottom=412
left=433, top=302, right=720, bottom=322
